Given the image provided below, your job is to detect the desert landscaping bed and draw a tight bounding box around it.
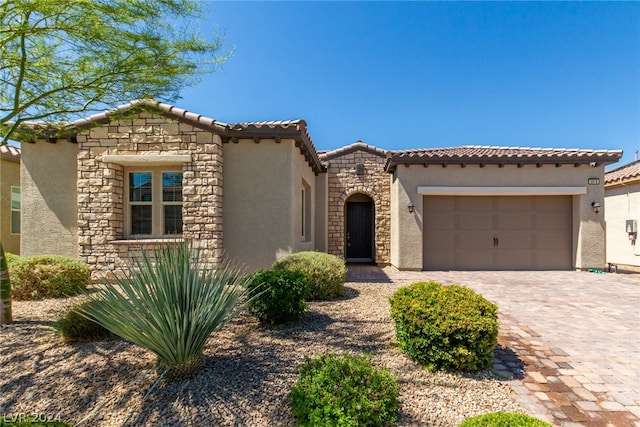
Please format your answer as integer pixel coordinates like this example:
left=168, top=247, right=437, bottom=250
left=1, top=280, right=523, bottom=426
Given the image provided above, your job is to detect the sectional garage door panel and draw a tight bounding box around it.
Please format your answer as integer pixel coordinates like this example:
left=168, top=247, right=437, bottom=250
left=423, top=195, right=572, bottom=270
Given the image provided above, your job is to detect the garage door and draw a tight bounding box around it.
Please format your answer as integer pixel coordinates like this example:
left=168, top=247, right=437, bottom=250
left=423, top=196, right=572, bottom=270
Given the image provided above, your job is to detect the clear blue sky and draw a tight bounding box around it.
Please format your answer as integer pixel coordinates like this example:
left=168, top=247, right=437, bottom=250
left=181, top=2, right=640, bottom=167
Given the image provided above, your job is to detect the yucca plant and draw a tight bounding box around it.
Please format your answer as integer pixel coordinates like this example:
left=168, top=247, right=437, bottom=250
left=81, top=242, right=249, bottom=380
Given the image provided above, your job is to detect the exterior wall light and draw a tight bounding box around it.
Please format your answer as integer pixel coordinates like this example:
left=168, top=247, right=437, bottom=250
left=591, top=202, right=601, bottom=214
left=407, top=201, right=415, bottom=214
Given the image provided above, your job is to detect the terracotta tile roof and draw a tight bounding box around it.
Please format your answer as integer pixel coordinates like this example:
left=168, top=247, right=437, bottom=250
left=605, top=160, right=640, bottom=186
left=385, top=145, right=623, bottom=171
left=10, top=99, right=226, bottom=137
left=0, top=144, right=20, bottom=163
left=71, top=99, right=226, bottom=130
left=224, top=119, right=323, bottom=174
left=11, top=99, right=325, bottom=174
left=319, top=141, right=389, bottom=161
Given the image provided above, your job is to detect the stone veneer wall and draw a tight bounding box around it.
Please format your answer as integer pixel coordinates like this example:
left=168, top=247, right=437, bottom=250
left=326, top=150, right=391, bottom=264
left=76, top=110, right=223, bottom=278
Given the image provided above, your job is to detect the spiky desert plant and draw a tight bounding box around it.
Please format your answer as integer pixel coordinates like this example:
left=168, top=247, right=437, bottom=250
left=81, top=242, right=249, bottom=379
left=0, top=243, right=12, bottom=324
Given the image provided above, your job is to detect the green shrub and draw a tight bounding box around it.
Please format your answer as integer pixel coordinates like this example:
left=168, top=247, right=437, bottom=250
left=247, top=269, right=308, bottom=325
left=459, top=412, right=553, bottom=427
left=9, top=254, right=89, bottom=300
left=273, top=251, right=346, bottom=300
left=81, top=242, right=249, bottom=380
left=54, top=301, right=111, bottom=343
left=389, top=281, right=498, bottom=372
left=5, top=252, right=20, bottom=265
left=289, top=352, right=400, bottom=426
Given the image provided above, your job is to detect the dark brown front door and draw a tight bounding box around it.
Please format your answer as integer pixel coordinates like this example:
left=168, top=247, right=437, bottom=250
left=346, top=201, right=373, bottom=261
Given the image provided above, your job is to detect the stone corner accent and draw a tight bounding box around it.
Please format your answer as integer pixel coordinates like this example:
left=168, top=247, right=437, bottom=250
left=76, top=111, right=223, bottom=279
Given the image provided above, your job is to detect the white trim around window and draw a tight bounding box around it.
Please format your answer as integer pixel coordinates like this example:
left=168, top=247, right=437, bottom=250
left=10, top=186, right=20, bottom=234
left=125, top=166, right=183, bottom=238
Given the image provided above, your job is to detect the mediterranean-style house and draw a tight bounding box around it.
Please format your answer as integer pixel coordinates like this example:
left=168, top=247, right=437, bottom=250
left=15, top=99, right=623, bottom=278
left=604, top=158, right=640, bottom=270
left=0, top=144, right=21, bottom=255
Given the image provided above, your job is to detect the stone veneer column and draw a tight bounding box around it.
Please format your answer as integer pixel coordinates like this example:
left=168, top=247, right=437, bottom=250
left=326, top=150, right=391, bottom=264
left=76, top=110, right=223, bottom=278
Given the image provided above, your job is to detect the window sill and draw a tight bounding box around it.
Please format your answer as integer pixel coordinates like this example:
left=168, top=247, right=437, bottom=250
left=112, top=238, right=184, bottom=245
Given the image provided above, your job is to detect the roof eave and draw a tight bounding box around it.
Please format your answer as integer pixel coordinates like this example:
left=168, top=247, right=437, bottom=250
left=605, top=177, right=640, bottom=188
left=384, top=155, right=624, bottom=173
left=220, top=123, right=326, bottom=175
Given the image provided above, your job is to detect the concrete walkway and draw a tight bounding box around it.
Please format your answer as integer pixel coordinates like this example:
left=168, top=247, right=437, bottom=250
left=346, top=266, right=640, bottom=427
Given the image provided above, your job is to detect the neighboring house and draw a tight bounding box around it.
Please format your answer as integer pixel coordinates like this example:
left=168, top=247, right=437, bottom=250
left=0, top=144, right=21, bottom=255
left=604, top=159, right=640, bottom=269
left=15, top=99, right=622, bottom=278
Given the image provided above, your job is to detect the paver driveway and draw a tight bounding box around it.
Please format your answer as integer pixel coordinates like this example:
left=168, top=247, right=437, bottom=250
left=348, top=267, right=640, bottom=427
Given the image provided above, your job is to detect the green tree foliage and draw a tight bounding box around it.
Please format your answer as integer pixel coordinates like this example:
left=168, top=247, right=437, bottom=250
left=0, top=0, right=229, bottom=143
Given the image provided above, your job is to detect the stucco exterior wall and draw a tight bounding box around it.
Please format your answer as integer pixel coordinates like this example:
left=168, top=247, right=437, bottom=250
left=326, top=149, right=391, bottom=264
left=0, top=155, right=21, bottom=254
left=391, top=163, right=606, bottom=270
left=75, top=110, right=223, bottom=278
left=605, top=182, right=640, bottom=267
left=20, top=141, right=78, bottom=257
left=314, top=172, right=328, bottom=252
left=291, top=140, right=318, bottom=254
left=223, top=139, right=317, bottom=272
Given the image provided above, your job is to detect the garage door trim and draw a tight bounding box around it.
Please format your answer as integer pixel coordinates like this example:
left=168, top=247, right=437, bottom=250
left=417, top=186, right=587, bottom=196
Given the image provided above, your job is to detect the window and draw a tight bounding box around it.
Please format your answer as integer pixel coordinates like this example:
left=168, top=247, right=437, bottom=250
left=10, top=186, right=20, bottom=234
left=126, top=168, right=183, bottom=238
left=301, top=180, right=311, bottom=241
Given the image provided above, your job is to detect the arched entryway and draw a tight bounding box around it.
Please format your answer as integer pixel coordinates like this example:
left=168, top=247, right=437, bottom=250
left=345, top=193, right=375, bottom=262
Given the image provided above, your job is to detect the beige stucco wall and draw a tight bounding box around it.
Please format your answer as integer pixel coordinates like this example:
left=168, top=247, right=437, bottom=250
left=325, top=149, right=391, bottom=264
left=20, top=141, right=78, bottom=257
left=391, top=163, right=607, bottom=270
left=223, top=139, right=318, bottom=272
left=0, top=155, right=21, bottom=254
left=605, top=181, right=640, bottom=267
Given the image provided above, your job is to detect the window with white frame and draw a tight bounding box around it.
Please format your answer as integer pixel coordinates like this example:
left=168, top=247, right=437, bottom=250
left=126, top=167, right=183, bottom=238
left=10, top=186, right=20, bottom=234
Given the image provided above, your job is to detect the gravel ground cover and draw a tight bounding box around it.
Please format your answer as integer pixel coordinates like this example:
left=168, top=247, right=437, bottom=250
left=1, top=280, right=523, bottom=426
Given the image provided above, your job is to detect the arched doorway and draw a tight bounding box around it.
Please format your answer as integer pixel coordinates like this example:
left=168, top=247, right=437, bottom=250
left=345, top=193, right=374, bottom=262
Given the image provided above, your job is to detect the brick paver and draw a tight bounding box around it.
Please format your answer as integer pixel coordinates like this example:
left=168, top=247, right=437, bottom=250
left=347, top=266, right=640, bottom=426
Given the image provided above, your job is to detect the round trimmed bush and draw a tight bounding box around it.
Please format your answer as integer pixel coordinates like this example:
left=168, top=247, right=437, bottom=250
left=289, top=352, right=400, bottom=426
left=458, top=412, right=553, bottom=426
left=54, top=301, right=111, bottom=343
left=389, top=281, right=498, bottom=372
left=272, top=251, right=346, bottom=300
left=8, top=254, right=89, bottom=300
left=247, top=269, right=308, bottom=325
